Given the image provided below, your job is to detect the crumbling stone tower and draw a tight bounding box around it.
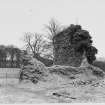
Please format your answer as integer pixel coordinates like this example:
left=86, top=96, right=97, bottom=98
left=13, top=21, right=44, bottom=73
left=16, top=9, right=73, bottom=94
left=53, top=24, right=84, bottom=67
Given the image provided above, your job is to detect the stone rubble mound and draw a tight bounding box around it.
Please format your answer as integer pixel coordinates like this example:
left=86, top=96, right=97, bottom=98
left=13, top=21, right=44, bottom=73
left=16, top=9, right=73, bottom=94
left=19, top=54, right=105, bottom=85
left=19, top=54, right=49, bottom=83
left=48, top=64, right=105, bottom=81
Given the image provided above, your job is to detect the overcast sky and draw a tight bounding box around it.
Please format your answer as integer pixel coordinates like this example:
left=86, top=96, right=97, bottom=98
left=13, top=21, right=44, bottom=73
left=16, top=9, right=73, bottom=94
left=0, top=0, right=105, bottom=57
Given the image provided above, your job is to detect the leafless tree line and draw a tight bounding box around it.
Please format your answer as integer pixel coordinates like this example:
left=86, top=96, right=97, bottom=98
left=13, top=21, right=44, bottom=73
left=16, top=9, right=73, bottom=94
left=0, top=45, right=21, bottom=68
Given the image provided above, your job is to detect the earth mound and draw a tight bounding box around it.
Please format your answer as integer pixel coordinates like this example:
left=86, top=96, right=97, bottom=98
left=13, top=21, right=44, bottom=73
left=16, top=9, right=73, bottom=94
left=19, top=54, right=105, bottom=85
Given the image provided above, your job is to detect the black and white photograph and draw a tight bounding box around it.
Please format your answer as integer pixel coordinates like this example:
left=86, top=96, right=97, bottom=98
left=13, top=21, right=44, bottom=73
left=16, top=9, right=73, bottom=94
left=0, top=0, right=105, bottom=103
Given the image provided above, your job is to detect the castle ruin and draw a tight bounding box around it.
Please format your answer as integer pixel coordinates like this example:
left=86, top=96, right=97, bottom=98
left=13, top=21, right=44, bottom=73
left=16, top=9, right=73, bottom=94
left=53, top=24, right=85, bottom=67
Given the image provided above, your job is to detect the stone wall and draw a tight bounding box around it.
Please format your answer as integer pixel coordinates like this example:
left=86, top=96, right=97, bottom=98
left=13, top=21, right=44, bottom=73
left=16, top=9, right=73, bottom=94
left=53, top=24, right=84, bottom=67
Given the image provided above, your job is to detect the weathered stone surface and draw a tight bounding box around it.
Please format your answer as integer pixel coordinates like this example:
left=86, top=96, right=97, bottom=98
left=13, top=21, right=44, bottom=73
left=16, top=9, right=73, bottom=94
left=48, top=65, right=105, bottom=78
left=19, top=54, right=49, bottom=83
left=53, top=24, right=85, bottom=67
left=80, top=58, right=90, bottom=67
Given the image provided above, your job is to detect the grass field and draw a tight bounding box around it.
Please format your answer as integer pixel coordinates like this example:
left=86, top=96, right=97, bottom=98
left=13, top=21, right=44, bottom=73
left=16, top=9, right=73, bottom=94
left=0, top=68, right=105, bottom=103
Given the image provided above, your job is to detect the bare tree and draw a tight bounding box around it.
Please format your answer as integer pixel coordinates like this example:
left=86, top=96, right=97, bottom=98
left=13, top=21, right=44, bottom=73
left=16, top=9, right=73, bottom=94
left=45, top=18, right=63, bottom=41
left=22, top=32, right=48, bottom=58
left=44, top=18, right=63, bottom=60
left=21, top=32, right=53, bottom=66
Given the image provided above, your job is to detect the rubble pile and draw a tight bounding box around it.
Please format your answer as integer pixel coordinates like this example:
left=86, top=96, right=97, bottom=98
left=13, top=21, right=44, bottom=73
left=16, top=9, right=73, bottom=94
left=48, top=64, right=105, bottom=81
left=19, top=54, right=49, bottom=83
